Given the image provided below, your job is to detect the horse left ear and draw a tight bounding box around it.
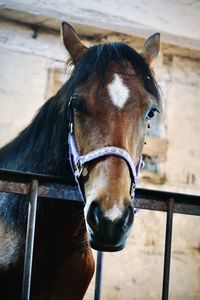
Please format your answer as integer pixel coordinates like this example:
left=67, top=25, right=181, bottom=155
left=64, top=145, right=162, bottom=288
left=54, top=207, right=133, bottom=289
left=141, top=33, right=160, bottom=65
left=61, top=22, right=88, bottom=64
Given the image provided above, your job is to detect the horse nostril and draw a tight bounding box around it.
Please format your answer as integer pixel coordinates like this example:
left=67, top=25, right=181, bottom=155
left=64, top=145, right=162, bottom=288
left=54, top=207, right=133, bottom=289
left=87, top=201, right=101, bottom=230
left=117, top=203, right=134, bottom=230
left=124, top=204, right=134, bottom=227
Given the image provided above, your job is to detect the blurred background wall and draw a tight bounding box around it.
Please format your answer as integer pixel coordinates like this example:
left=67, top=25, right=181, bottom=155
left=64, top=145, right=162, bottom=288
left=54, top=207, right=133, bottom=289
left=0, top=1, right=200, bottom=299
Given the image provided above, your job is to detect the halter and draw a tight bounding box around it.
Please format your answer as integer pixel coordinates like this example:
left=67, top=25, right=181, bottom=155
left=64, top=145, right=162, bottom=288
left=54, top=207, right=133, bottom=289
left=68, top=97, right=143, bottom=204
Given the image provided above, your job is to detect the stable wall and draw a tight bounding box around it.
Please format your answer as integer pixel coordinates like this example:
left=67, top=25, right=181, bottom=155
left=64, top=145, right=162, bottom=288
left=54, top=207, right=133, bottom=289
left=0, top=20, right=200, bottom=300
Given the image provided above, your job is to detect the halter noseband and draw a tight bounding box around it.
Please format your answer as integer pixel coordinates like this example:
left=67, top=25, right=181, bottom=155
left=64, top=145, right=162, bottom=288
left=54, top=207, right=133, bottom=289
left=68, top=98, right=143, bottom=204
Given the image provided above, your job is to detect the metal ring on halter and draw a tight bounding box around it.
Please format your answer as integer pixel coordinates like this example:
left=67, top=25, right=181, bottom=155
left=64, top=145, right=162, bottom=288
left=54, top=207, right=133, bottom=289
left=75, top=161, right=84, bottom=177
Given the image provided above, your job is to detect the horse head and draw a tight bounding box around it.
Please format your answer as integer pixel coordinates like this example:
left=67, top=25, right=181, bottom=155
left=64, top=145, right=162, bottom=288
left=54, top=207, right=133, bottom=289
left=62, top=22, right=160, bottom=252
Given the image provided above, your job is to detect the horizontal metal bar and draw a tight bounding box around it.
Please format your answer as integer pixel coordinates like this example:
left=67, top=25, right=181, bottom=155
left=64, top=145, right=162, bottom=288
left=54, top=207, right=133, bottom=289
left=135, top=189, right=200, bottom=216
left=0, top=168, right=75, bottom=185
left=0, top=180, right=82, bottom=202
left=0, top=169, right=200, bottom=215
left=0, top=179, right=200, bottom=215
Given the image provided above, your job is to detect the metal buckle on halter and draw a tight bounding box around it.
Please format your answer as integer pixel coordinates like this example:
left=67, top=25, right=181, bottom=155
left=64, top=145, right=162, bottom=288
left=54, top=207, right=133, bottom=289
left=140, top=159, right=145, bottom=170
left=130, top=182, right=136, bottom=199
left=68, top=95, right=73, bottom=108
left=69, top=122, right=73, bottom=133
left=75, top=160, right=84, bottom=177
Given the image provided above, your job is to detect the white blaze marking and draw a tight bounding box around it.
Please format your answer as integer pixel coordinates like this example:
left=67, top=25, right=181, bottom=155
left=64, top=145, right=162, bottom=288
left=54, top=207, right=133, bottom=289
left=104, top=204, right=123, bottom=222
left=107, top=74, right=130, bottom=110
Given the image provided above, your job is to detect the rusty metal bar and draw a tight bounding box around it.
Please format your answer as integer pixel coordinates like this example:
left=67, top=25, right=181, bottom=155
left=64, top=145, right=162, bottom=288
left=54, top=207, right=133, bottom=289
left=0, top=168, right=200, bottom=215
left=1, top=179, right=200, bottom=215
left=0, top=168, right=75, bottom=184
left=135, top=188, right=200, bottom=216
left=94, top=251, right=104, bottom=300
left=162, top=198, right=174, bottom=300
left=22, top=179, right=38, bottom=300
left=0, top=180, right=82, bottom=202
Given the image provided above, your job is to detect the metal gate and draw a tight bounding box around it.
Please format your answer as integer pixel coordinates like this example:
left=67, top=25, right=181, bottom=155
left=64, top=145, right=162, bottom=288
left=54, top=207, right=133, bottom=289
left=0, top=168, right=200, bottom=300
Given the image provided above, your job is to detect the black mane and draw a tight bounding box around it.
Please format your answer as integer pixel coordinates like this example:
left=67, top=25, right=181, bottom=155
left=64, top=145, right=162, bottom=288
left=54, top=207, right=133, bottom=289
left=0, top=41, right=160, bottom=227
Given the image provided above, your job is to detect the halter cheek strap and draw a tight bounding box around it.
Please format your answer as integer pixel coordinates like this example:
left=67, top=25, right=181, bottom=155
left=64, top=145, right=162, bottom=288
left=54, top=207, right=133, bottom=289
left=68, top=107, right=143, bottom=204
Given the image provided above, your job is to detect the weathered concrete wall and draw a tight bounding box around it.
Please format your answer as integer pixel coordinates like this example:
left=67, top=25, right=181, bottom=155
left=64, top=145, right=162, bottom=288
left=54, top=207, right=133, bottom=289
left=163, top=56, right=200, bottom=191
left=0, top=20, right=200, bottom=299
left=1, top=0, right=200, bottom=50
left=0, top=50, right=48, bottom=146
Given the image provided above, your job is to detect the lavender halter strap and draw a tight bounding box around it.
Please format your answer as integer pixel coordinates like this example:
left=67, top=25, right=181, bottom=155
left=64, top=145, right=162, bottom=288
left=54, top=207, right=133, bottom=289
left=68, top=121, right=143, bottom=203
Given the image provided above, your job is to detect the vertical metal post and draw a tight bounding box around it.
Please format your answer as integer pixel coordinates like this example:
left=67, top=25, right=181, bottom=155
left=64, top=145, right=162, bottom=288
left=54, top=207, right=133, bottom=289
left=94, top=251, right=104, bottom=300
left=162, top=198, right=174, bottom=300
left=22, top=179, right=38, bottom=300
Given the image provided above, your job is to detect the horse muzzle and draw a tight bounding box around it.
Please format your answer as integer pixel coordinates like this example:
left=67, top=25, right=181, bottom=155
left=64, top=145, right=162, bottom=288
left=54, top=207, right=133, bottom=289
left=86, top=201, right=134, bottom=252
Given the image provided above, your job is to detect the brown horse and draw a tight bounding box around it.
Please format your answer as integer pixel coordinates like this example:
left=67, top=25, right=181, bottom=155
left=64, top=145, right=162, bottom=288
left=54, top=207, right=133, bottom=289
left=0, top=22, right=160, bottom=299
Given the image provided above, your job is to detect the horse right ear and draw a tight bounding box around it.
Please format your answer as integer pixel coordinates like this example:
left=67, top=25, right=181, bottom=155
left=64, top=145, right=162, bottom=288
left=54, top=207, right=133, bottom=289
left=141, top=33, right=160, bottom=65
left=61, top=22, right=88, bottom=64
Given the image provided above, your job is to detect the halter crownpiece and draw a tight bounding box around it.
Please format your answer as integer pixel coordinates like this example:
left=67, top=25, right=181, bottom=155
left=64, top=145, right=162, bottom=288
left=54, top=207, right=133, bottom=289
left=68, top=98, right=144, bottom=204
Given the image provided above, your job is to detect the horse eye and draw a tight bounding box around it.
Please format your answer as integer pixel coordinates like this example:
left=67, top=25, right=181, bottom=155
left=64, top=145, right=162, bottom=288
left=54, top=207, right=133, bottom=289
left=70, top=94, right=86, bottom=113
left=146, top=108, right=159, bottom=120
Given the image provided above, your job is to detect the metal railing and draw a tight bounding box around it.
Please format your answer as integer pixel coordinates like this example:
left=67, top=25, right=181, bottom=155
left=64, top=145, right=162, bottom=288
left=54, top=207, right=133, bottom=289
left=0, top=168, right=200, bottom=300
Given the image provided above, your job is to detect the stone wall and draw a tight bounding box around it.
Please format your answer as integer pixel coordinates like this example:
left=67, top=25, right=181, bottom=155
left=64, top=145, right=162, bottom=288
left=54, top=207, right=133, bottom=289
left=0, top=20, right=200, bottom=299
